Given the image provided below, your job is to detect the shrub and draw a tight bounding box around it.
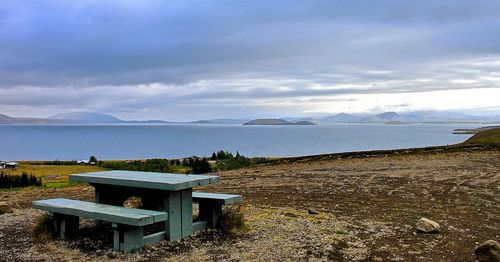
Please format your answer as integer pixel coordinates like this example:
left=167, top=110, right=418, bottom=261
left=32, top=214, right=55, bottom=241
left=219, top=204, right=249, bottom=234
left=0, top=171, right=42, bottom=188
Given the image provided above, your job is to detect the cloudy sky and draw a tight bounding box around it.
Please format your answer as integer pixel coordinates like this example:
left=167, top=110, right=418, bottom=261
left=1, top=0, right=500, bottom=121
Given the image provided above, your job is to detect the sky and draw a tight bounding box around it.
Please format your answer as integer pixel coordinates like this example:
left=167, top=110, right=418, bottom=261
left=1, top=0, right=500, bottom=121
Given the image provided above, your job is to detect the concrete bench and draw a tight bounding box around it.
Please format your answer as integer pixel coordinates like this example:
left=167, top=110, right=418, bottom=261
left=32, top=198, right=168, bottom=252
left=192, top=192, right=243, bottom=231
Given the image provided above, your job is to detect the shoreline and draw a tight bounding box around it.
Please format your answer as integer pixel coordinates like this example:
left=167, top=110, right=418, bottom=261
left=10, top=140, right=500, bottom=163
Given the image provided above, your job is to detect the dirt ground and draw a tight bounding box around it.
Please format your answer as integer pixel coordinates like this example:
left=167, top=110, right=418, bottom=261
left=1, top=146, right=499, bottom=261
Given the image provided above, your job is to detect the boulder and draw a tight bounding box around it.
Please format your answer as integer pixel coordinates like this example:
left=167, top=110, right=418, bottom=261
left=475, top=240, right=500, bottom=262
left=0, top=201, right=13, bottom=214
left=123, top=197, right=142, bottom=209
left=415, top=217, right=440, bottom=233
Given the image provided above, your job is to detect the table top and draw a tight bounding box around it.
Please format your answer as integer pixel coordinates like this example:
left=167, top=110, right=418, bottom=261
left=69, top=170, right=220, bottom=191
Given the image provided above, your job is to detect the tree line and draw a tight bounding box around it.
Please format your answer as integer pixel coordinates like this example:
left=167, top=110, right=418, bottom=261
left=210, top=150, right=253, bottom=171
left=98, top=157, right=212, bottom=174
left=0, top=171, right=42, bottom=188
left=31, top=150, right=265, bottom=176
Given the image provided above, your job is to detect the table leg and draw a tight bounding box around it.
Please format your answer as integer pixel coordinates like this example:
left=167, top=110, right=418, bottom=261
left=181, top=189, right=193, bottom=238
left=163, top=191, right=181, bottom=241
left=163, top=189, right=193, bottom=240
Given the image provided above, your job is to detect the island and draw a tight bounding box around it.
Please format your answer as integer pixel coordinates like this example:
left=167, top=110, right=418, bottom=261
left=242, top=119, right=316, bottom=125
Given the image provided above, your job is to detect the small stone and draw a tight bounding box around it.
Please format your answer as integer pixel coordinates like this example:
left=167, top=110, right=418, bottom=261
left=415, top=217, right=440, bottom=233
left=0, top=202, right=13, bottom=214
left=475, top=240, right=500, bottom=262
left=308, top=209, right=319, bottom=215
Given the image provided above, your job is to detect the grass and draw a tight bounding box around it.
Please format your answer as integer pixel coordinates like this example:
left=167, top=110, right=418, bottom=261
left=43, top=181, right=86, bottom=188
left=462, top=128, right=500, bottom=145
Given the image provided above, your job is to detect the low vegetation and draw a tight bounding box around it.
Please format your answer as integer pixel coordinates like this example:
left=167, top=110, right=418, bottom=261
left=219, top=204, right=248, bottom=234
left=32, top=214, right=55, bottom=241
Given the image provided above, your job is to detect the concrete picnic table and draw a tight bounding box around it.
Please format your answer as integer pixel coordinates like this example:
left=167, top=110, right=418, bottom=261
left=69, top=170, right=220, bottom=241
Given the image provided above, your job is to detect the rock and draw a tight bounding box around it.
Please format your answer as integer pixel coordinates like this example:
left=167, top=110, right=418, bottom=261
left=0, top=202, right=13, bottom=214
left=475, top=240, right=500, bottom=262
left=308, top=208, right=319, bottom=215
left=415, top=217, right=440, bottom=233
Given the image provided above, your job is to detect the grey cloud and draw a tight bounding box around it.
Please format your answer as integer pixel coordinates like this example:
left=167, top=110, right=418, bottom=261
left=1, top=1, right=500, bottom=119
left=2, top=1, right=500, bottom=86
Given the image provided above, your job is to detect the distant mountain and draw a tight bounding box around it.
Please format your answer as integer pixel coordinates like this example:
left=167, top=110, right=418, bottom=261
left=243, top=119, right=316, bottom=125
left=2, top=110, right=500, bottom=125
left=0, top=114, right=15, bottom=123
left=294, top=120, right=317, bottom=125
left=400, top=111, right=471, bottom=123
left=362, top=112, right=402, bottom=123
left=320, top=113, right=363, bottom=123
left=126, top=120, right=173, bottom=124
left=280, top=117, right=315, bottom=122
left=190, top=120, right=213, bottom=124
left=0, top=114, right=62, bottom=124
left=190, top=119, right=248, bottom=124
left=49, top=112, right=123, bottom=123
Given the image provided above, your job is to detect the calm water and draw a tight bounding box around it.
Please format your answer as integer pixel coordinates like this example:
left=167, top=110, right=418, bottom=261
left=0, top=124, right=480, bottom=160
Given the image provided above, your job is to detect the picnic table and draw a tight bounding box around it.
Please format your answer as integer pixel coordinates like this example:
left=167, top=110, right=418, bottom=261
left=69, top=170, right=220, bottom=241
left=33, top=170, right=243, bottom=251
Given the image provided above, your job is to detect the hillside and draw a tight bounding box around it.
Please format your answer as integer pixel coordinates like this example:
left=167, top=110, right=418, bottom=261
left=462, top=127, right=500, bottom=145
left=1, top=145, right=498, bottom=261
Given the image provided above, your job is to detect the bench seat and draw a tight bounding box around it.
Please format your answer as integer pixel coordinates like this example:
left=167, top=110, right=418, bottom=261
left=192, top=192, right=243, bottom=204
left=33, top=198, right=168, bottom=226
left=33, top=198, right=168, bottom=252
left=191, top=192, right=243, bottom=230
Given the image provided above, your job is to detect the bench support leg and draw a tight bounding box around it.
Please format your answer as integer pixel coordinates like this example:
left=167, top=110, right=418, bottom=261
left=199, top=203, right=222, bottom=228
left=112, top=223, right=144, bottom=252
left=50, top=213, right=79, bottom=240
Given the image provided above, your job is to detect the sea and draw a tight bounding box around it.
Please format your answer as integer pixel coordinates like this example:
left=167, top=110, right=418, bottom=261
left=0, top=123, right=482, bottom=160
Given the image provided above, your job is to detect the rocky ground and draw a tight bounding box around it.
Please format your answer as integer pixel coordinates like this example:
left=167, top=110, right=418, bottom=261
left=0, top=146, right=499, bottom=261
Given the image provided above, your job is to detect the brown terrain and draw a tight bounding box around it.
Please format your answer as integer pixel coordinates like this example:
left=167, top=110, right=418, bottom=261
left=0, top=135, right=499, bottom=261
